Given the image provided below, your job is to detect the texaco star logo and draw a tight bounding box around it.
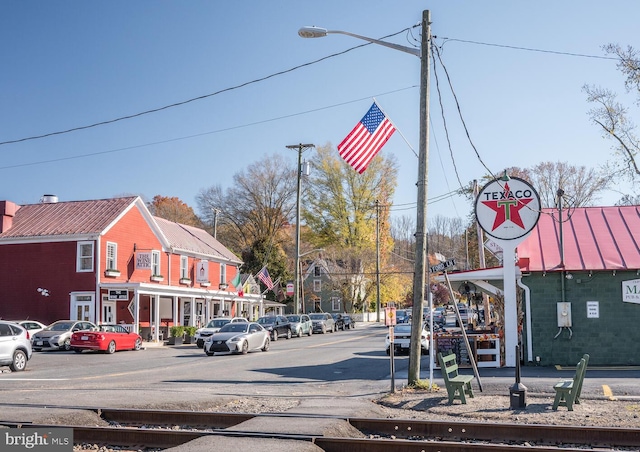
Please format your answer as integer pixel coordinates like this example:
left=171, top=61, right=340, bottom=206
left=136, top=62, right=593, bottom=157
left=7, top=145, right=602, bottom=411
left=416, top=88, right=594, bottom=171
left=475, top=177, right=541, bottom=240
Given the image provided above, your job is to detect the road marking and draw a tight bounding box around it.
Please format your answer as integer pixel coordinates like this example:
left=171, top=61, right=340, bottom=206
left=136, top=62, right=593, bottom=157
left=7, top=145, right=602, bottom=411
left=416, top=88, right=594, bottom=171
left=602, top=384, right=617, bottom=401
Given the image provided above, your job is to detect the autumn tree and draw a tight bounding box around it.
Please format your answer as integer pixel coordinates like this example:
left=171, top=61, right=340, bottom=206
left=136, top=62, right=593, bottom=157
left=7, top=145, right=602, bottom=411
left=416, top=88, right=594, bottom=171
left=196, top=153, right=296, bottom=282
left=302, top=144, right=398, bottom=310
left=148, top=195, right=203, bottom=227
left=583, top=44, right=640, bottom=197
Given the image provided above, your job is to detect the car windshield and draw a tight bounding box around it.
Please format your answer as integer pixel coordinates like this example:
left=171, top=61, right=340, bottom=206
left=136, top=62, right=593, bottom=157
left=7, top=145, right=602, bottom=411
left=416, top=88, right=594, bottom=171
left=287, top=315, right=300, bottom=322
left=257, top=317, right=276, bottom=325
left=219, top=323, right=249, bottom=333
left=309, top=314, right=326, bottom=320
left=49, top=322, right=73, bottom=331
left=394, top=325, right=412, bottom=333
left=207, top=319, right=230, bottom=328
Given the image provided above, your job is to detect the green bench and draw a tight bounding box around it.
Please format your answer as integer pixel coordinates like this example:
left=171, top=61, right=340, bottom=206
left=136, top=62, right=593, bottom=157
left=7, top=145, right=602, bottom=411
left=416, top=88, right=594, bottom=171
left=552, top=353, right=589, bottom=411
left=438, top=352, right=475, bottom=404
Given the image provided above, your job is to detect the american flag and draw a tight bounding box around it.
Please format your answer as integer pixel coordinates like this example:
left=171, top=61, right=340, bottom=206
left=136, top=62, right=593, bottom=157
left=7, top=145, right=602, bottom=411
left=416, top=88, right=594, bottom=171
left=337, top=102, right=396, bottom=174
left=257, top=266, right=274, bottom=290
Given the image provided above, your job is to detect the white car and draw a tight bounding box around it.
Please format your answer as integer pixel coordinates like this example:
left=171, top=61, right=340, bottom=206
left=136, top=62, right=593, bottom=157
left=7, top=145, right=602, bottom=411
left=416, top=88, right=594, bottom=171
left=385, top=323, right=430, bottom=355
left=11, top=320, right=48, bottom=338
left=194, top=317, right=248, bottom=348
left=203, top=322, right=270, bottom=355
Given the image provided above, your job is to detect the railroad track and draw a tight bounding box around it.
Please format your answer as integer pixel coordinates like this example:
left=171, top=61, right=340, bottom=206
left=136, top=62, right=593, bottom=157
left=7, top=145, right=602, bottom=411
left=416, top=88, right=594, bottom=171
left=1, top=407, right=639, bottom=451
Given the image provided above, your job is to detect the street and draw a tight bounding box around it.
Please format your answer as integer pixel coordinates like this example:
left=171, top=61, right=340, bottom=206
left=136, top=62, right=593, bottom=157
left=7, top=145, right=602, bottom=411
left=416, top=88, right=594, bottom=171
left=2, top=322, right=639, bottom=410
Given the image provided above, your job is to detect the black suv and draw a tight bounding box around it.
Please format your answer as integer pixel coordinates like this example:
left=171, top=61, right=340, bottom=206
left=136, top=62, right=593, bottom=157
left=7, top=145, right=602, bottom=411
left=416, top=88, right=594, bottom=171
left=257, top=315, right=291, bottom=341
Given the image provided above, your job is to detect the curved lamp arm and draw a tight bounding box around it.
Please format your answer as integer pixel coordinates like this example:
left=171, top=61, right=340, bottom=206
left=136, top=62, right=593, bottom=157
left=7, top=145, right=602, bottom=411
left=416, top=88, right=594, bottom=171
left=298, top=26, right=420, bottom=57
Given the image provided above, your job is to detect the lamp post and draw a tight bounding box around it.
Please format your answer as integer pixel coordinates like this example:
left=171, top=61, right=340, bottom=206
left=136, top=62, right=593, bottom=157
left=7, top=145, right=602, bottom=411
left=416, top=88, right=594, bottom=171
left=299, top=10, right=430, bottom=385
left=286, top=143, right=315, bottom=315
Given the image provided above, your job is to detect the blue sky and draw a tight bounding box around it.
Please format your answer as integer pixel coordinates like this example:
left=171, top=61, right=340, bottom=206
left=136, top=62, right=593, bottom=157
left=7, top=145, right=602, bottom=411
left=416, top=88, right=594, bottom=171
left=1, top=1, right=638, bottom=225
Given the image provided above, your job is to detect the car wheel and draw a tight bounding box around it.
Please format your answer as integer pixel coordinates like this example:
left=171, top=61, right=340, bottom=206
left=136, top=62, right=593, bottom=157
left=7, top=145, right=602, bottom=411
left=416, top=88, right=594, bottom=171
left=106, top=340, right=116, bottom=354
left=308, top=328, right=313, bottom=336
left=205, top=349, right=214, bottom=356
left=196, top=339, right=204, bottom=348
left=62, top=338, right=71, bottom=351
left=241, top=341, right=249, bottom=355
left=73, top=348, right=82, bottom=354
left=262, top=337, right=270, bottom=352
left=134, top=338, right=142, bottom=351
left=321, top=325, right=326, bottom=334
left=297, top=328, right=303, bottom=338
left=10, top=350, right=27, bottom=372
left=286, top=329, right=292, bottom=340
left=271, top=330, right=278, bottom=341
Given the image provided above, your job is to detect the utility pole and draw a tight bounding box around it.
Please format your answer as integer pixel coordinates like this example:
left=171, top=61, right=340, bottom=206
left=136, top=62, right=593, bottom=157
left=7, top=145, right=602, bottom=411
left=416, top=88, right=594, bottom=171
left=376, top=200, right=381, bottom=322
left=211, top=208, right=220, bottom=239
left=286, top=143, right=315, bottom=315
left=408, top=10, right=431, bottom=385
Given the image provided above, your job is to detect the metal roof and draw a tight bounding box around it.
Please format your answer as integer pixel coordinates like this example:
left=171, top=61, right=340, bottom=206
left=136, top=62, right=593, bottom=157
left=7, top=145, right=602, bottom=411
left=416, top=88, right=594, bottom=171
left=154, top=217, right=241, bottom=264
left=0, top=197, right=138, bottom=238
left=517, top=205, right=640, bottom=272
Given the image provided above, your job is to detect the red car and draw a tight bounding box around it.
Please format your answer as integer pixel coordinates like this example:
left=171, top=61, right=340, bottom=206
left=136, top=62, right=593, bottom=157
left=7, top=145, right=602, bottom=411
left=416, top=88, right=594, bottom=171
left=71, top=324, right=142, bottom=354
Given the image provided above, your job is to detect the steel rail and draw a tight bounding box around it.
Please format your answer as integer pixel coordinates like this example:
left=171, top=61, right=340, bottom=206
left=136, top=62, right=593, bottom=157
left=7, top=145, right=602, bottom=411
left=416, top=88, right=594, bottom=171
left=96, top=408, right=640, bottom=448
left=0, top=422, right=611, bottom=451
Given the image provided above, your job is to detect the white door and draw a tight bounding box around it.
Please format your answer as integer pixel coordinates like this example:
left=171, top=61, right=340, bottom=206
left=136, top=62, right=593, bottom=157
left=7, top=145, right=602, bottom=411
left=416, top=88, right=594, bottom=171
left=102, top=297, right=116, bottom=324
left=72, top=294, right=94, bottom=322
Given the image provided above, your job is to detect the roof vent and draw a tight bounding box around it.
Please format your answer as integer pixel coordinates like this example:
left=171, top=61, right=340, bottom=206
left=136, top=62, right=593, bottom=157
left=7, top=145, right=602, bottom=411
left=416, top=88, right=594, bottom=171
left=40, top=194, right=58, bottom=203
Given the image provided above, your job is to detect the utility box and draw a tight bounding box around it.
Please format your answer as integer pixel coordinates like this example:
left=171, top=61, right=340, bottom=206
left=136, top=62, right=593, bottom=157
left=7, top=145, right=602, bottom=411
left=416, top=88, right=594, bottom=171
left=557, top=302, right=572, bottom=327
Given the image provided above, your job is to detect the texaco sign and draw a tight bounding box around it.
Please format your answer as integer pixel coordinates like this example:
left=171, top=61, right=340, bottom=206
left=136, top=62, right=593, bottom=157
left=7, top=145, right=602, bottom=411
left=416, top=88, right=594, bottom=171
left=475, top=177, right=541, bottom=240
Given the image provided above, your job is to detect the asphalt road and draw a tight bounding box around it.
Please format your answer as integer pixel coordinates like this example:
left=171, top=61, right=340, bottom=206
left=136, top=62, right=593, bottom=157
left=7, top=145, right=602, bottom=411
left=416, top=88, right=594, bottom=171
left=2, top=322, right=639, bottom=409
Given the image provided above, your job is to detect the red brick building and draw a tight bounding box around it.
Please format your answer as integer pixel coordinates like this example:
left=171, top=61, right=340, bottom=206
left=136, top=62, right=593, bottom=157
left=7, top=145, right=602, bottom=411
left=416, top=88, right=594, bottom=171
left=0, top=196, right=264, bottom=341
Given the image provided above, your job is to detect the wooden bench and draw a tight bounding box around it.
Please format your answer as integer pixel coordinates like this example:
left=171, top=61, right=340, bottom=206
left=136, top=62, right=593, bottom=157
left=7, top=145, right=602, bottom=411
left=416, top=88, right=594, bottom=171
left=552, top=354, right=589, bottom=411
left=438, top=352, right=475, bottom=404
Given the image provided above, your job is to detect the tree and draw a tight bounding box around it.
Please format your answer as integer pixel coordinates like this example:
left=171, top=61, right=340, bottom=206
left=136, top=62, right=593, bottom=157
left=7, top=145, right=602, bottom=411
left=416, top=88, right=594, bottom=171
left=196, top=153, right=296, bottom=282
left=148, top=196, right=203, bottom=227
left=302, top=145, right=399, bottom=310
left=584, top=44, right=640, bottom=193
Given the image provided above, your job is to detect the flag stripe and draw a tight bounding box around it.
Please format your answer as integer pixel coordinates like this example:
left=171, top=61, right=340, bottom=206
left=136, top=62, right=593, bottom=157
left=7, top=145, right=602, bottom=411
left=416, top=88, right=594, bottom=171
left=337, top=102, right=396, bottom=174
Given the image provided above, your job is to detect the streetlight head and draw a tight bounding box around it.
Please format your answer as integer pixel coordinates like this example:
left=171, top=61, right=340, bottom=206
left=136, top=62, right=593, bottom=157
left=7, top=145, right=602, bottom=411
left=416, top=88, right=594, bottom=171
left=298, top=26, right=328, bottom=38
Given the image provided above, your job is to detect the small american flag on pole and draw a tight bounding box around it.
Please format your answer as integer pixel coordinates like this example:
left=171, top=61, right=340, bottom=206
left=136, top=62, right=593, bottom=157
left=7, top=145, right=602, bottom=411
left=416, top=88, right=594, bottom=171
left=337, top=102, right=396, bottom=174
left=257, top=266, right=274, bottom=290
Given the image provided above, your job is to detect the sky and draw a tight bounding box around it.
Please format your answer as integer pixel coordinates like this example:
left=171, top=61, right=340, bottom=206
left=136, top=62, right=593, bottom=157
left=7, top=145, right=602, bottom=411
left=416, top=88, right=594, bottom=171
left=1, top=1, right=639, bottom=227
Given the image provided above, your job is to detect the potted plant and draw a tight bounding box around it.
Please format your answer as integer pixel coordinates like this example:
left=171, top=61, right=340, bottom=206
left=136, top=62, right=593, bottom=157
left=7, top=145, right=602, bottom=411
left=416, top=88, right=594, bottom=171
left=184, top=326, right=197, bottom=344
left=167, top=325, right=185, bottom=345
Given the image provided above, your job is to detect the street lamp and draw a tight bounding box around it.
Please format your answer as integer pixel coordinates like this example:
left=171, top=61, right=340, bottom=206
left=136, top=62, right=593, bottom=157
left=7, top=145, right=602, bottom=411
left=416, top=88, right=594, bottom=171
left=286, top=143, right=315, bottom=315
left=299, top=10, right=431, bottom=385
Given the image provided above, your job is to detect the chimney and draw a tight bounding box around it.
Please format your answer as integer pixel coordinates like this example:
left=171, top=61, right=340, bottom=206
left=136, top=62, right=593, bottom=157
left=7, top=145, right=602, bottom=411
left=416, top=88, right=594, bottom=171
left=0, top=201, right=17, bottom=233
left=40, top=194, right=58, bottom=203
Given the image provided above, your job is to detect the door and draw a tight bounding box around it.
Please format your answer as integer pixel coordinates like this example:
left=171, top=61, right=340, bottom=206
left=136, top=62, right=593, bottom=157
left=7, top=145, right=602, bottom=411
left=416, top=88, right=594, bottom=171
left=72, top=294, right=94, bottom=322
left=102, top=297, right=116, bottom=324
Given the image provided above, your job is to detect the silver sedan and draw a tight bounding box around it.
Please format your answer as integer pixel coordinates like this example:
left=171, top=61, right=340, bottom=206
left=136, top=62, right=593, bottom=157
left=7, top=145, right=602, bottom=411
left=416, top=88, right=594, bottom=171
left=203, top=322, right=270, bottom=356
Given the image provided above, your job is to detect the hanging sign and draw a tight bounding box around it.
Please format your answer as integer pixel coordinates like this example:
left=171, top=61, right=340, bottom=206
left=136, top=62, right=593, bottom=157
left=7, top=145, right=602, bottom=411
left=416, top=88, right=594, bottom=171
left=475, top=176, right=541, bottom=240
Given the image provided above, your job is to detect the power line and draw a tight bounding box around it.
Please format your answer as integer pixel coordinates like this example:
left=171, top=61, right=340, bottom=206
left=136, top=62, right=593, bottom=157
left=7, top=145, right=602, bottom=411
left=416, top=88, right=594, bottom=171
left=0, top=28, right=414, bottom=147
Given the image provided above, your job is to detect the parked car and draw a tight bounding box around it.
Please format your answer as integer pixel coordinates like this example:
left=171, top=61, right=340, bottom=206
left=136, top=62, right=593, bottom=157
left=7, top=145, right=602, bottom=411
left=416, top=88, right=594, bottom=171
left=203, top=322, right=270, bottom=355
left=194, top=317, right=247, bottom=348
left=286, top=314, right=313, bottom=337
left=70, top=324, right=142, bottom=354
left=396, top=309, right=412, bottom=324
left=257, top=315, right=292, bottom=341
left=385, top=322, right=430, bottom=355
left=309, top=312, right=335, bottom=334
left=32, top=320, right=97, bottom=351
left=0, top=320, right=32, bottom=372
left=431, top=307, right=446, bottom=324
left=342, top=315, right=355, bottom=329
left=11, top=320, right=48, bottom=338
left=332, top=313, right=346, bottom=331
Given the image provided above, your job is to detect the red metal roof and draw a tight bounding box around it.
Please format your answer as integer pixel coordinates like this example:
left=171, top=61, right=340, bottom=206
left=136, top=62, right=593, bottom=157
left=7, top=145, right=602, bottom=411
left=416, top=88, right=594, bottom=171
left=0, top=197, right=138, bottom=238
left=517, top=205, right=640, bottom=272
